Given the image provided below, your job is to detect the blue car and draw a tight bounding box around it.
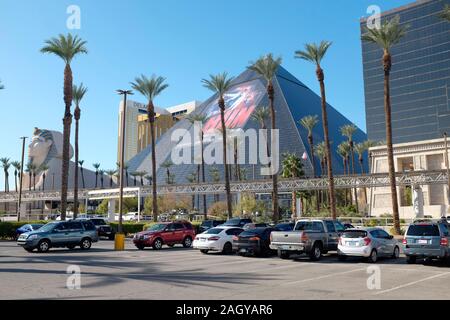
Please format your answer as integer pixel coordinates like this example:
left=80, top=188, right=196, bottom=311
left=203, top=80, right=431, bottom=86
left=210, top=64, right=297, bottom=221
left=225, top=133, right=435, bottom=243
left=17, top=220, right=99, bottom=253
left=15, top=224, right=44, bottom=240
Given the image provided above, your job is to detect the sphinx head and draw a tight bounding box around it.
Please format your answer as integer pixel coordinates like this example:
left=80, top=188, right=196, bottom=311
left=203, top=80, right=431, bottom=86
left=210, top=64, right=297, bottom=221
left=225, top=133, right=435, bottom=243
left=28, top=127, right=73, bottom=169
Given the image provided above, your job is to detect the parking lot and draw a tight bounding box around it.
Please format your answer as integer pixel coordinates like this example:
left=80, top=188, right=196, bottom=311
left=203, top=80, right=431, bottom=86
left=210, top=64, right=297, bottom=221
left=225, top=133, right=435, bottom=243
left=0, top=239, right=449, bottom=300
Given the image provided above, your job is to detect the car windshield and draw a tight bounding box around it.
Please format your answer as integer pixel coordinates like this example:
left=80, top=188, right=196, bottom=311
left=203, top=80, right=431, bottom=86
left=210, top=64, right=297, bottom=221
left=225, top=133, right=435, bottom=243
left=146, top=224, right=167, bottom=231
left=90, top=219, right=105, bottom=226
left=407, top=225, right=440, bottom=237
left=223, top=219, right=240, bottom=225
left=342, top=230, right=367, bottom=238
left=205, top=228, right=223, bottom=234
left=37, top=223, right=57, bottom=232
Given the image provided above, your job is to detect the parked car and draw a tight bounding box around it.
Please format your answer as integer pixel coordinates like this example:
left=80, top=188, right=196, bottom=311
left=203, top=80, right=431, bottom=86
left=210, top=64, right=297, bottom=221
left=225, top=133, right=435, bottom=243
left=274, top=222, right=295, bottom=231
left=193, top=227, right=243, bottom=254
left=16, top=220, right=98, bottom=253
left=337, top=228, right=400, bottom=263
left=243, top=223, right=269, bottom=230
left=199, top=220, right=226, bottom=233
left=343, top=223, right=355, bottom=229
left=75, top=218, right=115, bottom=240
left=403, top=221, right=450, bottom=264
left=270, top=219, right=346, bottom=260
left=15, top=224, right=44, bottom=240
left=233, top=227, right=276, bottom=257
left=133, top=221, right=195, bottom=250
left=219, top=218, right=252, bottom=228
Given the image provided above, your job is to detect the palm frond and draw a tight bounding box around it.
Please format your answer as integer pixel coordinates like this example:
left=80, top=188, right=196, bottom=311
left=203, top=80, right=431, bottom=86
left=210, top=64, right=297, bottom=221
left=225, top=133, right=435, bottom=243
left=248, top=53, right=282, bottom=82
left=361, top=15, right=408, bottom=51
left=130, top=74, right=169, bottom=102
left=40, top=33, right=88, bottom=64
left=299, top=115, right=319, bottom=135
left=201, top=72, right=234, bottom=96
left=340, top=124, right=358, bottom=140
left=295, top=41, right=332, bottom=65
left=251, top=106, right=270, bottom=126
left=0, top=80, right=4, bottom=90
left=72, top=83, right=88, bottom=105
left=438, top=4, right=450, bottom=22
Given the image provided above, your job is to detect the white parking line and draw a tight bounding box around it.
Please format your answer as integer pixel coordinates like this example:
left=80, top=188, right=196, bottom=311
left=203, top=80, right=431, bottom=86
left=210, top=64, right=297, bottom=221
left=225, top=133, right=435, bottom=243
left=374, top=271, right=450, bottom=295
left=280, top=267, right=367, bottom=286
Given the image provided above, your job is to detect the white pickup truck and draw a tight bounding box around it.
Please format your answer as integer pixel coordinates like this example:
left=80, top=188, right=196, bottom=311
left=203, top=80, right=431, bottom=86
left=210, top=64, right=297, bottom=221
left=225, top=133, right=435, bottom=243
left=269, top=219, right=346, bottom=260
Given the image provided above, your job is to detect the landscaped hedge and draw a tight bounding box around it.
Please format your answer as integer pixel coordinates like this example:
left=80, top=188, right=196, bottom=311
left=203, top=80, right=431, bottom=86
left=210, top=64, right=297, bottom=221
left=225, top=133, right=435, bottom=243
left=0, top=221, right=48, bottom=239
left=108, top=222, right=147, bottom=236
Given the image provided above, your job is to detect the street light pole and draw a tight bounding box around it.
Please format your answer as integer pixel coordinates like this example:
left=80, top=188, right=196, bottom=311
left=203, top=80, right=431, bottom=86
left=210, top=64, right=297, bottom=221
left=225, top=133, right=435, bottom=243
left=444, top=132, right=450, bottom=205
left=17, top=136, right=27, bottom=221
left=117, top=89, right=133, bottom=237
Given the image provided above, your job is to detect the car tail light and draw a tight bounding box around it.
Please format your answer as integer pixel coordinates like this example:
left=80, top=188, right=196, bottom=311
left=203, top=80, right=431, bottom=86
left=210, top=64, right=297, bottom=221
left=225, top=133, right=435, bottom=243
left=270, top=233, right=273, bottom=242
left=209, top=236, right=220, bottom=241
left=232, top=236, right=239, bottom=241
left=195, top=236, right=199, bottom=240
left=440, top=237, right=449, bottom=246
left=300, top=232, right=308, bottom=242
left=338, top=237, right=342, bottom=245
left=249, top=236, right=260, bottom=241
left=402, top=238, right=407, bottom=245
left=363, top=237, right=371, bottom=246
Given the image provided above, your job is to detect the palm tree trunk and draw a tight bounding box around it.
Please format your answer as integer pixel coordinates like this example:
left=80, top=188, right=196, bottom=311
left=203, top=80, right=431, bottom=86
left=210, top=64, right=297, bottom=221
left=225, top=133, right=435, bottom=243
left=317, top=67, right=336, bottom=219
left=14, top=172, right=18, bottom=192
left=81, top=167, right=85, bottom=189
left=219, top=98, right=232, bottom=218
left=268, top=83, right=279, bottom=222
left=40, top=175, right=46, bottom=220
left=73, top=112, right=80, bottom=219
left=148, top=102, right=158, bottom=222
left=308, top=135, right=320, bottom=213
left=201, top=132, right=207, bottom=218
left=60, top=63, right=73, bottom=221
left=95, top=172, right=98, bottom=189
left=384, top=52, right=401, bottom=234
left=350, top=140, right=359, bottom=213
left=343, top=159, right=347, bottom=207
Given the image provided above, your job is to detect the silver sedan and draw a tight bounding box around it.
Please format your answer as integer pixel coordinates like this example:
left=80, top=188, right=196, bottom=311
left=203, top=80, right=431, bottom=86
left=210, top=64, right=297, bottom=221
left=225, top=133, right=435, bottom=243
left=337, top=227, right=400, bottom=263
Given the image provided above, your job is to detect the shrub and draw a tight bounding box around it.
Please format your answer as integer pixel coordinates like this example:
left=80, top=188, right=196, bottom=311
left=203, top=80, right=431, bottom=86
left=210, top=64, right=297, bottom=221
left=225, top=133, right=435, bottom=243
left=208, top=201, right=229, bottom=219
left=109, top=222, right=146, bottom=235
left=0, top=221, right=48, bottom=239
left=389, top=227, right=405, bottom=236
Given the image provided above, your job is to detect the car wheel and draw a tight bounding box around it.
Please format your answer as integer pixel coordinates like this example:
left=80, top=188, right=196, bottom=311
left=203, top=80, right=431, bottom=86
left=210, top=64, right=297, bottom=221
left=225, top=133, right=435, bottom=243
left=367, top=249, right=378, bottom=263
left=67, top=245, right=76, bottom=250
left=136, top=245, right=145, bottom=250
left=338, top=255, right=347, bottom=261
left=406, top=255, right=416, bottom=264
left=278, top=250, right=290, bottom=259
left=153, top=238, right=163, bottom=250
left=309, top=243, right=322, bottom=261
left=37, top=240, right=50, bottom=253
left=222, top=242, right=232, bottom=255
left=392, top=246, right=400, bottom=259
left=200, top=249, right=209, bottom=254
left=182, top=236, right=192, bottom=248
left=80, top=238, right=92, bottom=250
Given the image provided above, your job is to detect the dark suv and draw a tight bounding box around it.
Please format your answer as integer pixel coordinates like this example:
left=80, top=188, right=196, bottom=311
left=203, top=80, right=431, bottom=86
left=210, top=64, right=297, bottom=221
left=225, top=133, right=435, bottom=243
left=403, top=221, right=450, bottom=263
left=85, top=218, right=115, bottom=240
left=199, top=220, right=225, bottom=233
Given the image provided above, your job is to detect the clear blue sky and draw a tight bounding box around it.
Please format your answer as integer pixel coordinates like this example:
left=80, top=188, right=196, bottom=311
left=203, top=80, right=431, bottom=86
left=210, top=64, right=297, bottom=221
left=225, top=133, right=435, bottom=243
left=0, top=0, right=411, bottom=187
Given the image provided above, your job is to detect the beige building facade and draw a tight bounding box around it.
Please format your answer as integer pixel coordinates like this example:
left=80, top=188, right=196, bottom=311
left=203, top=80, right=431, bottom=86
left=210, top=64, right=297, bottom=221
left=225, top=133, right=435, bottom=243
left=369, top=138, right=449, bottom=219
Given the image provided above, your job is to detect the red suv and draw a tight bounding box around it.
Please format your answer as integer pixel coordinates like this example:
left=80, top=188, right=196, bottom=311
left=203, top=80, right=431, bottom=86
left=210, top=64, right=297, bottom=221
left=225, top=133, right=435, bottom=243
left=133, top=221, right=195, bottom=250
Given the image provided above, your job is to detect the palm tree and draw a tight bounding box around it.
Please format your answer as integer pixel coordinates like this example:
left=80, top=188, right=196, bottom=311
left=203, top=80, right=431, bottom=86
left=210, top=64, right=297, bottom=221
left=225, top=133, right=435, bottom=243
left=337, top=142, right=351, bottom=206
left=281, top=153, right=304, bottom=217
left=251, top=106, right=271, bottom=173
left=295, top=41, right=337, bottom=219
left=39, top=164, right=49, bottom=219
left=209, top=166, right=221, bottom=202
left=315, top=141, right=327, bottom=209
left=41, top=33, right=88, bottom=220
left=354, top=143, right=367, bottom=175
left=99, top=170, right=105, bottom=188
left=341, top=124, right=358, bottom=212
left=92, top=163, right=100, bottom=188
left=439, top=4, right=450, bottom=22
left=105, top=169, right=116, bottom=188
left=248, top=54, right=282, bottom=222
left=11, top=161, right=21, bottom=192
left=363, top=140, right=377, bottom=173
left=186, top=172, right=197, bottom=210
left=0, top=158, right=10, bottom=192
left=137, top=171, right=147, bottom=186
left=160, top=160, right=174, bottom=184
left=124, top=163, right=130, bottom=187
left=187, top=113, right=209, bottom=217
left=131, top=75, right=169, bottom=222
left=0, top=80, right=4, bottom=90
left=202, top=72, right=234, bottom=219
left=78, top=160, right=85, bottom=188
left=71, top=82, right=87, bottom=218
left=144, top=175, right=152, bottom=186
left=362, top=16, right=408, bottom=234
left=299, top=115, right=320, bottom=212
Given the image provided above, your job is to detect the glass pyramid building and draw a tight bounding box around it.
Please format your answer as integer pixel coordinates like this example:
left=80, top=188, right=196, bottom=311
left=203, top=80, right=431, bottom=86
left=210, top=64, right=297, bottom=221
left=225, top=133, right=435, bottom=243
left=127, top=65, right=367, bottom=185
